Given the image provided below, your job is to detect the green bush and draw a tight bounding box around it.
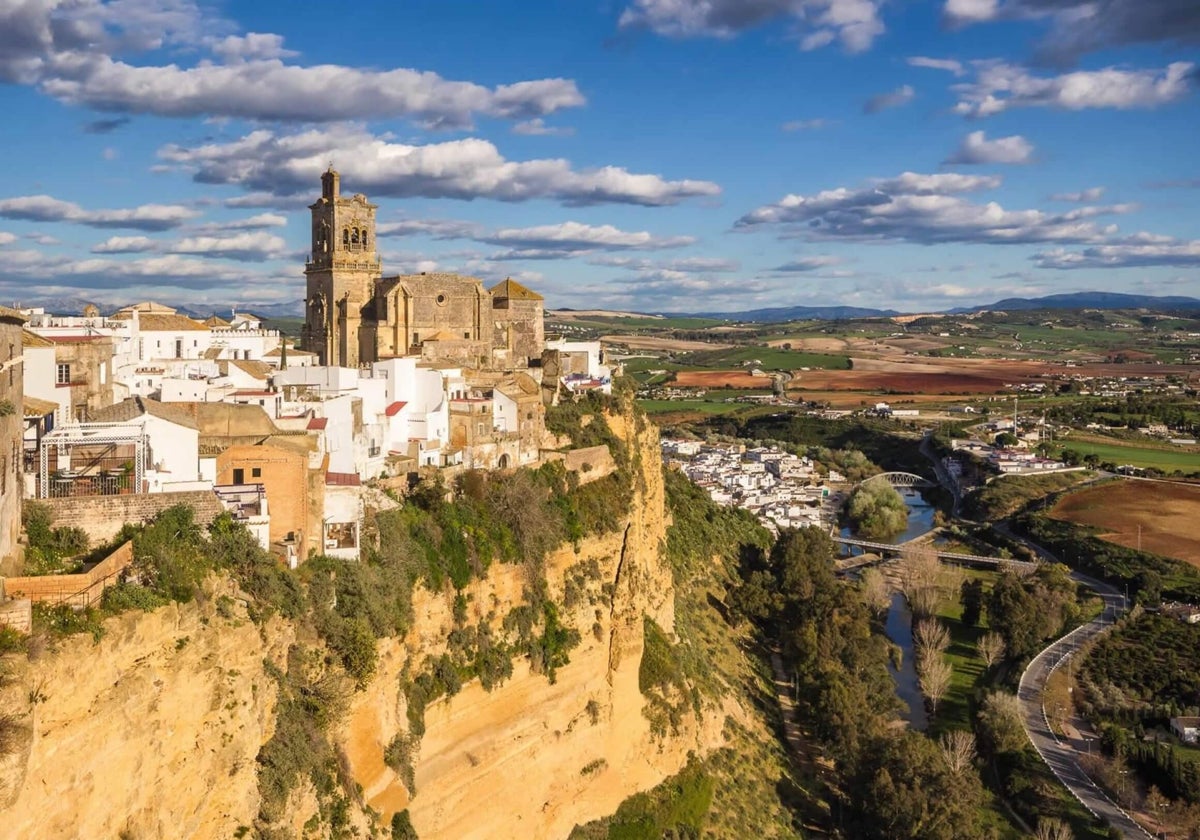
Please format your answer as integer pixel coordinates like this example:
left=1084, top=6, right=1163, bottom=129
left=0, top=625, right=25, bottom=655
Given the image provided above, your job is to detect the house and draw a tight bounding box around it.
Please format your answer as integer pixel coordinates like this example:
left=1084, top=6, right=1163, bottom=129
left=0, top=306, right=27, bottom=573
left=1170, top=717, right=1200, bottom=744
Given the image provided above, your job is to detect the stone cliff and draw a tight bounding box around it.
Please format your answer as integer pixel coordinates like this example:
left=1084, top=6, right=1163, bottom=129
left=0, top=403, right=715, bottom=839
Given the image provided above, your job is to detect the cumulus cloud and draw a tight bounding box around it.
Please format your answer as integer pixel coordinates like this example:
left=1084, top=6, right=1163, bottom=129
left=0, top=231, right=16, bottom=246
left=158, top=126, right=721, bottom=207
left=736, top=170, right=1137, bottom=247
left=92, top=235, right=156, bottom=253
left=169, top=232, right=289, bottom=261
left=1034, top=238, right=1200, bottom=269
left=205, top=32, right=297, bottom=62
left=376, top=218, right=483, bottom=240
left=941, top=0, right=1200, bottom=63
left=1051, top=187, right=1105, bottom=202
left=512, top=118, right=575, bottom=137
left=589, top=255, right=739, bottom=272
left=944, top=130, right=1034, bottom=165
left=192, top=213, right=288, bottom=233
left=481, top=222, right=693, bottom=251
left=0, top=194, right=198, bottom=230
left=864, top=84, right=915, bottom=113
left=952, top=61, right=1194, bottom=117
left=0, top=0, right=584, bottom=128
left=907, top=56, right=965, bottom=76
left=618, top=0, right=886, bottom=53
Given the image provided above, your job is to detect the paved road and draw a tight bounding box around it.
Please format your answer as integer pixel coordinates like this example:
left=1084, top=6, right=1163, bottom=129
left=1002, top=529, right=1153, bottom=839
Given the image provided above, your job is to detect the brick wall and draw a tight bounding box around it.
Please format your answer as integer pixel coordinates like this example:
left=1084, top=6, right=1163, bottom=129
left=40, top=490, right=224, bottom=543
left=0, top=596, right=31, bottom=633
left=3, top=541, right=133, bottom=608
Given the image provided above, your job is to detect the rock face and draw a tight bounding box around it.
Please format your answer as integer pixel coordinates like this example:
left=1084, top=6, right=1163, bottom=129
left=0, top=580, right=294, bottom=839
left=0, top=404, right=704, bottom=839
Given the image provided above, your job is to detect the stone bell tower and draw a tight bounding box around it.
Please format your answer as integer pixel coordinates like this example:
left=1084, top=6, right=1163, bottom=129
left=302, top=167, right=380, bottom=367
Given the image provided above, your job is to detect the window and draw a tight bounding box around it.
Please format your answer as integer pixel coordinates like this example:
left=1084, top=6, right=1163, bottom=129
left=463, top=331, right=470, bottom=339
left=413, top=332, right=420, bottom=345
left=175, top=339, right=183, bottom=358
left=56, top=363, right=71, bottom=385
left=232, top=468, right=244, bottom=484
left=251, top=467, right=262, bottom=478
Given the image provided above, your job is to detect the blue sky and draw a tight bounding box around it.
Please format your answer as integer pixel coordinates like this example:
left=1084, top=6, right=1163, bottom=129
left=0, top=0, right=1196, bottom=315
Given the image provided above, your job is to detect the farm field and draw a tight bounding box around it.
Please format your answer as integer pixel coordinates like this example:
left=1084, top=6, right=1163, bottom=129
left=637, top=399, right=748, bottom=416
left=1050, top=480, right=1200, bottom=567
left=1054, top=439, right=1200, bottom=472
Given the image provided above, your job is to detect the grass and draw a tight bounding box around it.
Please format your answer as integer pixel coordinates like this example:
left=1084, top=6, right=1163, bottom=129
left=930, top=568, right=997, bottom=735
left=637, top=399, right=748, bottom=415
left=1056, top=439, right=1200, bottom=471
left=680, top=346, right=852, bottom=370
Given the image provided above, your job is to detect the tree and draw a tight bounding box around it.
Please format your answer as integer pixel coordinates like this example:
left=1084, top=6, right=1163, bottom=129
left=977, top=632, right=1006, bottom=669
left=914, top=618, right=950, bottom=665
left=1035, top=818, right=1073, bottom=840
left=960, top=578, right=984, bottom=627
left=899, top=546, right=942, bottom=619
left=995, top=432, right=1019, bottom=447
left=860, top=567, right=891, bottom=616
left=939, top=730, right=977, bottom=776
left=845, top=477, right=909, bottom=540
left=919, top=655, right=952, bottom=715
left=976, top=691, right=1026, bottom=755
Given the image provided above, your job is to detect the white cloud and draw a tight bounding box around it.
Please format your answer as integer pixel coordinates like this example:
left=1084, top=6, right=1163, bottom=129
left=0, top=231, right=16, bottom=246
left=782, top=118, right=832, bottom=131
left=1034, top=238, right=1200, bottom=269
left=192, top=213, right=288, bottom=233
left=1051, top=187, right=1105, bottom=202
left=0, top=1, right=583, bottom=128
left=512, top=118, right=575, bottom=137
left=0, top=194, right=198, bottom=230
left=952, top=61, right=1194, bottom=117
left=169, top=232, right=289, bottom=261
left=618, top=0, right=886, bottom=53
left=864, top=84, right=914, bottom=113
left=159, top=126, right=721, bottom=207
left=92, top=235, right=156, bottom=253
left=942, top=0, right=1200, bottom=63
left=736, top=170, right=1136, bottom=247
left=482, top=222, right=693, bottom=251
left=944, top=130, right=1034, bottom=165
left=206, top=32, right=297, bottom=62
left=589, top=255, right=739, bottom=272
left=907, top=56, right=965, bottom=76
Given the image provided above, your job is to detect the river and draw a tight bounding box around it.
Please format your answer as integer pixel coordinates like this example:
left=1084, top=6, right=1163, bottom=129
left=841, top=488, right=937, bottom=730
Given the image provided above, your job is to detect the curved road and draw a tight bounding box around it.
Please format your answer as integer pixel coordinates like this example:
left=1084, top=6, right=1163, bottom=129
left=995, top=523, right=1152, bottom=838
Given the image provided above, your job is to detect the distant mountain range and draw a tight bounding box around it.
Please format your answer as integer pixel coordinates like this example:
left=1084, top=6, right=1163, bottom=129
left=688, top=291, right=1200, bottom=322
left=945, top=291, right=1200, bottom=314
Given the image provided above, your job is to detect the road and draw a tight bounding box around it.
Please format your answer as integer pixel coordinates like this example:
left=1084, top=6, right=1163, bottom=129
left=924, top=459, right=1153, bottom=837
left=995, top=523, right=1153, bottom=838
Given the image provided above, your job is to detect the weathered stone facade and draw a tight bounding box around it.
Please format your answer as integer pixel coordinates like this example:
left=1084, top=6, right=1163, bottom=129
left=300, top=170, right=543, bottom=371
left=0, top=306, right=25, bottom=574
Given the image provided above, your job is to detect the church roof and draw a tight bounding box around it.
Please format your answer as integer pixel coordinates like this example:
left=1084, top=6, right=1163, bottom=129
left=115, top=301, right=177, bottom=315
left=489, top=277, right=543, bottom=301
left=0, top=305, right=27, bottom=325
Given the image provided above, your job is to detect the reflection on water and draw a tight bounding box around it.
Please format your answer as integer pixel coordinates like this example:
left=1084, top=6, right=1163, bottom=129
left=841, top=488, right=937, bottom=550
left=885, top=591, right=929, bottom=731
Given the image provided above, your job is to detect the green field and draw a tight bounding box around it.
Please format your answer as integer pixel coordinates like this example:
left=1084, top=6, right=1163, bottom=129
left=1056, top=439, right=1200, bottom=471
left=679, top=346, right=852, bottom=370
left=637, top=399, right=748, bottom=415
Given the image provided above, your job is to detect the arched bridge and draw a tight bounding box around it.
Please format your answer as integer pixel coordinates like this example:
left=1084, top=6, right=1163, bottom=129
left=864, top=472, right=936, bottom=488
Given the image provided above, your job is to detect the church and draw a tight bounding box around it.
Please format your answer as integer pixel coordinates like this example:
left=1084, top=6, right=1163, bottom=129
left=301, top=168, right=544, bottom=371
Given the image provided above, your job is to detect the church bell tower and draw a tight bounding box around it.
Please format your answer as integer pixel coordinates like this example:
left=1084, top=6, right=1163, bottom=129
left=302, top=167, right=380, bottom=367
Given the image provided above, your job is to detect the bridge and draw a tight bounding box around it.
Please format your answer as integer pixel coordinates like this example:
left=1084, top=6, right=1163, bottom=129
left=864, top=472, right=936, bottom=489
left=834, top=536, right=1037, bottom=573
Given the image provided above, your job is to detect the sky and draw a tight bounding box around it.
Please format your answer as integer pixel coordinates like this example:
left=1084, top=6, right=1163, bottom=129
left=0, top=0, right=1197, bottom=316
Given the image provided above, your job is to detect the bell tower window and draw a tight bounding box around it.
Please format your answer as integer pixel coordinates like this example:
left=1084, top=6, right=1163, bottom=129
left=343, top=228, right=349, bottom=247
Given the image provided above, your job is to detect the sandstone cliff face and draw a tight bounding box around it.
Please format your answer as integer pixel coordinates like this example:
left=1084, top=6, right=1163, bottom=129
left=0, top=405, right=708, bottom=839
left=0, top=580, right=294, bottom=839
left=342, top=407, right=715, bottom=839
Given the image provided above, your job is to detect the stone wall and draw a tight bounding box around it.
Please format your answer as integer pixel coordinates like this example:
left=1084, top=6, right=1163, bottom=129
left=541, top=444, right=617, bottom=485
left=0, top=597, right=31, bottom=634
left=40, top=490, right=224, bottom=543
left=3, top=541, right=133, bottom=608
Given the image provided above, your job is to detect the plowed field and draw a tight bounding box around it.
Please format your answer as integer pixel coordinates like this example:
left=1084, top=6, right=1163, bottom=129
left=1050, top=480, right=1200, bottom=567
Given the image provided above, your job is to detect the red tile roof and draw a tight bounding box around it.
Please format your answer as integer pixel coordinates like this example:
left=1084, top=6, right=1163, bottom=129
left=325, top=472, right=361, bottom=486
left=384, top=401, right=408, bottom=416
left=306, top=417, right=328, bottom=430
